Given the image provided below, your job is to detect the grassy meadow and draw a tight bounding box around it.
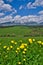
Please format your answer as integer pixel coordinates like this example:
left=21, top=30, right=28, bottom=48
left=0, top=26, right=43, bottom=65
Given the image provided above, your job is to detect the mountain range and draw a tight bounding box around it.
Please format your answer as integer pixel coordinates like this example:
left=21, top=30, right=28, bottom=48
left=0, top=21, right=43, bottom=27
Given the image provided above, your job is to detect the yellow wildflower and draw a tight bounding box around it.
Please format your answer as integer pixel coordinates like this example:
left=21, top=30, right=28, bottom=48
left=23, top=51, right=26, bottom=54
left=11, top=40, right=14, bottom=43
left=18, top=62, right=21, bottom=64
left=24, top=44, right=27, bottom=46
left=33, top=39, right=35, bottom=41
left=7, top=47, right=10, bottom=50
left=20, top=45, right=25, bottom=49
left=28, top=39, right=33, bottom=43
left=41, top=42, right=43, bottom=45
left=16, top=50, right=18, bottom=53
left=3, top=46, right=7, bottom=49
left=37, top=41, right=42, bottom=44
left=24, top=48, right=27, bottom=51
left=10, top=46, right=13, bottom=48
left=14, top=42, right=17, bottom=45
left=17, top=47, right=20, bottom=50
left=23, top=58, right=26, bottom=61
left=21, top=43, right=24, bottom=46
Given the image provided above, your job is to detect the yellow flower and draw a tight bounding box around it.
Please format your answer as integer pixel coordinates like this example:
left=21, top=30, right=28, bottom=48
left=18, top=62, right=21, bottom=64
left=41, top=42, right=43, bottom=45
left=23, top=58, right=26, bottom=61
left=33, top=39, right=35, bottom=41
left=14, top=42, right=17, bottom=45
left=24, top=44, right=27, bottom=46
left=23, top=51, right=26, bottom=54
left=16, top=50, right=18, bottom=53
left=20, top=45, right=25, bottom=49
left=17, top=47, right=20, bottom=50
left=3, top=46, right=7, bottom=49
left=21, top=43, right=24, bottom=46
left=7, top=47, right=10, bottom=50
left=10, top=46, right=13, bottom=48
left=37, top=41, right=42, bottom=44
left=11, top=40, right=14, bottom=43
left=24, top=48, right=27, bottom=51
left=28, top=39, right=33, bottom=43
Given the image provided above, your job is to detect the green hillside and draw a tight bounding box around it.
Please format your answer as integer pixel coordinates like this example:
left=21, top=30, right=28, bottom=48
left=0, top=26, right=43, bottom=65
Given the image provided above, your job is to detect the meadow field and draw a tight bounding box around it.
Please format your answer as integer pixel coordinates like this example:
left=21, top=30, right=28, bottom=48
left=0, top=26, right=43, bottom=65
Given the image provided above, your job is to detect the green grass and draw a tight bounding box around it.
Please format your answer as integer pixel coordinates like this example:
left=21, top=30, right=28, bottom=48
left=0, top=26, right=43, bottom=65
left=0, top=26, right=43, bottom=35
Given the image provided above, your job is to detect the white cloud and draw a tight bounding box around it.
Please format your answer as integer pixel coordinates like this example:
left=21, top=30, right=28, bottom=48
left=14, top=15, right=21, bottom=19
left=1, top=4, right=12, bottom=11
left=0, top=0, right=12, bottom=11
left=32, top=0, right=43, bottom=6
left=0, top=0, right=17, bottom=13
left=0, top=0, right=4, bottom=5
left=27, top=0, right=43, bottom=9
left=0, top=13, right=4, bottom=16
left=19, top=5, right=23, bottom=10
left=0, top=14, right=43, bottom=23
left=0, top=0, right=17, bottom=23
left=0, top=15, right=13, bottom=23
left=27, top=2, right=36, bottom=9
left=13, top=15, right=43, bottom=24
left=38, top=10, right=43, bottom=15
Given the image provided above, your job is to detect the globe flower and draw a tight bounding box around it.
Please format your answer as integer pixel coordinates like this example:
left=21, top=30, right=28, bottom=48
left=21, top=43, right=24, bottom=46
left=7, top=47, right=10, bottom=50
left=24, top=44, right=27, bottom=46
left=37, top=41, right=42, bottom=44
left=3, top=46, right=7, bottom=49
left=20, top=45, right=25, bottom=49
left=33, top=39, right=35, bottom=41
left=23, top=58, right=26, bottom=61
left=24, top=48, right=27, bottom=51
left=23, top=51, right=26, bottom=54
left=14, top=42, right=17, bottom=45
left=10, top=46, right=13, bottom=49
left=11, top=40, right=14, bottom=43
left=17, top=47, right=20, bottom=50
left=41, top=42, right=43, bottom=45
left=18, top=62, right=21, bottom=64
left=28, top=39, right=33, bottom=43
left=16, top=50, right=18, bottom=53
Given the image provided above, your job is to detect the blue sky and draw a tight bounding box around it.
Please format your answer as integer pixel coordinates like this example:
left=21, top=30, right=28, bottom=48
left=0, top=0, right=43, bottom=23
left=4, top=0, right=43, bottom=16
